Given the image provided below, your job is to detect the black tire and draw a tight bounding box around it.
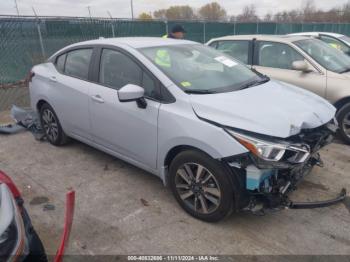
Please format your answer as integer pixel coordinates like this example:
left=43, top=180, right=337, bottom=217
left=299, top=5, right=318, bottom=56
left=39, top=103, right=69, bottom=146
left=337, top=103, right=350, bottom=144
left=169, top=150, right=235, bottom=222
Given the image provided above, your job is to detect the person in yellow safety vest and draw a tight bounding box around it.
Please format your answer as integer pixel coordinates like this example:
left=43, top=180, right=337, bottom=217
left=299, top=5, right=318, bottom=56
left=157, top=25, right=186, bottom=67
left=329, top=42, right=342, bottom=51
left=162, top=24, right=186, bottom=39
left=155, top=49, right=171, bottom=68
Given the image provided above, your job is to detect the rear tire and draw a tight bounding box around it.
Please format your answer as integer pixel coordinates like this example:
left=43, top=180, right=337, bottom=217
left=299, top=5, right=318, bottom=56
left=39, top=103, right=69, bottom=146
left=169, top=150, right=235, bottom=222
left=337, top=103, right=350, bottom=144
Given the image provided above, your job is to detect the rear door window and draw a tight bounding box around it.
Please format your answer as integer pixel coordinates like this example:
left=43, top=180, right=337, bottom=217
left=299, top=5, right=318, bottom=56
left=64, top=49, right=93, bottom=80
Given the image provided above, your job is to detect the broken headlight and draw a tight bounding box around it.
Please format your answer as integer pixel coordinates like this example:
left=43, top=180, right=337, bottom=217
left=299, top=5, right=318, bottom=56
left=226, top=129, right=310, bottom=163
left=0, top=183, right=26, bottom=261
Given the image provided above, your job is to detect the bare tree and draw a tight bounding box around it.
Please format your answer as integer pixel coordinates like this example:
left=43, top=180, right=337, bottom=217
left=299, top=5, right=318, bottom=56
left=166, top=5, right=196, bottom=20
left=198, top=2, right=227, bottom=21
left=341, top=1, right=350, bottom=22
left=302, top=0, right=318, bottom=22
left=236, top=5, right=259, bottom=22
left=138, top=12, right=153, bottom=20
left=264, top=13, right=273, bottom=22
left=153, top=5, right=195, bottom=20
left=148, top=0, right=350, bottom=24
left=153, top=9, right=167, bottom=20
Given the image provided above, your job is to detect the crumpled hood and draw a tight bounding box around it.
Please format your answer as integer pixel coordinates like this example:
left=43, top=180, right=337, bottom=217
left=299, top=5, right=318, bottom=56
left=190, top=80, right=336, bottom=138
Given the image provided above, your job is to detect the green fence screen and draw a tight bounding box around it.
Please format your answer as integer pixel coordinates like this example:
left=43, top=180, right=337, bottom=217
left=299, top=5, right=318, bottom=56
left=2, top=16, right=350, bottom=85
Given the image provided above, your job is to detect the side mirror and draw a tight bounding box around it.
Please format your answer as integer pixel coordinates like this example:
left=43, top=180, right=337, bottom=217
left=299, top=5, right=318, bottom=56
left=118, top=84, right=144, bottom=102
left=292, top=60, right=309, bottom=72
left=118, top=84, right=147, bottom=109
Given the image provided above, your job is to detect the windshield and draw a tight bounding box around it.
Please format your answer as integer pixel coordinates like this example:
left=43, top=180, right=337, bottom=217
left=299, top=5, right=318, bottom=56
left=139, top=44, right=262, bottom=93
left=294, top=39, right=350, bottom=73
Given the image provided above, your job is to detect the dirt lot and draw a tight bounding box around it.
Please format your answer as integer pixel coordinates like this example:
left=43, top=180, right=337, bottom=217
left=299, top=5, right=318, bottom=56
left=0, top=124, right=350, bottom=255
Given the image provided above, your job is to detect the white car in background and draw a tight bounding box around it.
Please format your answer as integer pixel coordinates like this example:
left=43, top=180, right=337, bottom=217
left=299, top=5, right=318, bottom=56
left=289, top=32, right=350, bottom=55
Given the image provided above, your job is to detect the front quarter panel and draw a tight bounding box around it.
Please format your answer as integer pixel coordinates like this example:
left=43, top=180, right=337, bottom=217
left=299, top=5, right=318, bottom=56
left=325, top=70, right=350, bottom=105
left=158, top=97, right=248, bottom=183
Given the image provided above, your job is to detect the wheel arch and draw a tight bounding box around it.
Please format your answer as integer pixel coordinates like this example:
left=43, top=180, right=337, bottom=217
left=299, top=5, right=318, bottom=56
left=158, top=133, right=248, bottom=185
left=164, top=145, right=211, bottom=170
left=36, top=99, right=49, bottom=112
left=334, top=96, right=350, bottom=112
left=162, top=144, right=246, bottom=212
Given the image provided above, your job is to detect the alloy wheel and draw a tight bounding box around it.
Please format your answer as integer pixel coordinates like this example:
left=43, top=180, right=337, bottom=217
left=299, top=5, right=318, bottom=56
left=42, top=109, right=58, bottom=142
left=343, top=111, right=350, bottom=139
left=174, top=163, right=221, bottom=214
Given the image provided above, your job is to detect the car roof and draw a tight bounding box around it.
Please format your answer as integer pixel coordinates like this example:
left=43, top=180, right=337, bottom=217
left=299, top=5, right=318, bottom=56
left=64, top=37, right=196, bottom=49
left=208, top=34, right=311, bottom=43
left=289, top=32, right=344, bottom=37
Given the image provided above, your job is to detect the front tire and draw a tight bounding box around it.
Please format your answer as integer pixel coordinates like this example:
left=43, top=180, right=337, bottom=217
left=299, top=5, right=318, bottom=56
left=337, top=103, right=350, bottom=144
left=169, top=150, right=235, bottom=222
left=39, top=103, right=69, bottom=146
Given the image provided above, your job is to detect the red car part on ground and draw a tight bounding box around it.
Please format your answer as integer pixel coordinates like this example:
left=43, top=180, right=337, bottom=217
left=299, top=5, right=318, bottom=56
left=0, top=170, right=75, bottom=262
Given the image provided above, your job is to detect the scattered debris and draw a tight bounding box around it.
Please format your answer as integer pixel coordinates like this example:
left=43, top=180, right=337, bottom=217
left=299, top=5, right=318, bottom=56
left=30, top=196, right=49, bottom=205
left=43, top=204, right=55, bottom=211
left=74, top=240, right=87, bottom=250
left=0, top=123, right=25, bottom=134
left=140, top=198, right=150, bottom=206
left=0, top=105, right=45, bottom=140
left=11, top=105, right=45, bottom=140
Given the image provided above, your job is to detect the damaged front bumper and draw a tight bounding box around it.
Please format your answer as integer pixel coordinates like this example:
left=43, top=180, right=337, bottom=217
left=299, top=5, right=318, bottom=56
left=226, top=119, right=347, bottom=213
left=287, top=188, right=346, bottom=209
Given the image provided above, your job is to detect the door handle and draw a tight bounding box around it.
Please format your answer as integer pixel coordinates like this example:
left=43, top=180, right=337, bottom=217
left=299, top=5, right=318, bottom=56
left=49, top=76, right=57, bottom=83
left=91, top=95, right=105, bottom=103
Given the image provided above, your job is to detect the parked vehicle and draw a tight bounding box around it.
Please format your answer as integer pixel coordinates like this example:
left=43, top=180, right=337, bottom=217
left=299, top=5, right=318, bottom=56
left=29, top=37, right=345, bottom=222
left=0, top=170, right=75, bottom=262
left=289, top=32, right=350, bottom=55
left=207, top=35, right=350, bottom=143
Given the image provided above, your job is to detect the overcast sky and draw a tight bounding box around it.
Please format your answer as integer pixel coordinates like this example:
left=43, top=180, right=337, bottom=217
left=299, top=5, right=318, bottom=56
left=1, top=0, right=348, bottom=18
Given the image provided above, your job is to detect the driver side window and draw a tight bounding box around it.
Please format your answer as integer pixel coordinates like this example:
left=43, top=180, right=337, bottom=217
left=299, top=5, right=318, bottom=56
left=257, top=41, right=304, bottom=70
left=99, top=49, right=159, bottom=99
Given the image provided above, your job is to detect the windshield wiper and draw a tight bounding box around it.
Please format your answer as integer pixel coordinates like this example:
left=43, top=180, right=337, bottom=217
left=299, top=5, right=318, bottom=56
left=184, top=89, right=215, bottom=94
left=339, top=68, right=350, bottom=74
left=238, top=76, right=270, bottom=90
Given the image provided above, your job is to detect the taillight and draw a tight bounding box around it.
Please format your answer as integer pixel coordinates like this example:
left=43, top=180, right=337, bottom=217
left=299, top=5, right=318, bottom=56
left=0, top=170, right=21, bottom=198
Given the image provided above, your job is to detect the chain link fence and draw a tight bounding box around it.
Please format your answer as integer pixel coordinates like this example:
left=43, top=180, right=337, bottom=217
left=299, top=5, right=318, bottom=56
left=2, top=15, right=350, bottom=112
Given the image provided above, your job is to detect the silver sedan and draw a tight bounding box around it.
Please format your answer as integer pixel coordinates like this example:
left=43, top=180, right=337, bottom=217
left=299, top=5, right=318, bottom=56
left=29, top=37, right=338, bottom=221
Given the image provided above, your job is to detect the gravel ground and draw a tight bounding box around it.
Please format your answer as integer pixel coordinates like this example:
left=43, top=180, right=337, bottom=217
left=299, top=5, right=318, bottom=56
left=0, top=122, right=349, bottom=255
